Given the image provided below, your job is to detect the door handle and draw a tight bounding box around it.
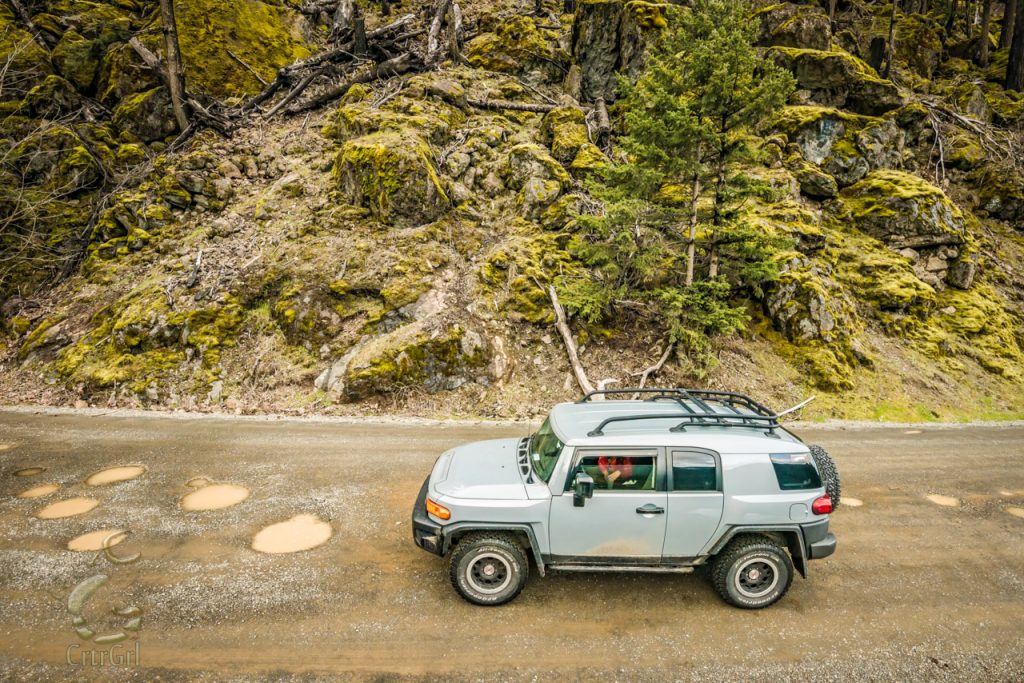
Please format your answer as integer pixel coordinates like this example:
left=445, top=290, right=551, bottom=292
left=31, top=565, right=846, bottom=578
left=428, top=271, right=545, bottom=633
left=636, top=504, right=664, bottom=515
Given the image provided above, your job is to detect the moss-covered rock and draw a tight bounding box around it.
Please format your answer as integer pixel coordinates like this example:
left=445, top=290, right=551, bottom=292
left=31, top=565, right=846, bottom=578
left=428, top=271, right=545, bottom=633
left=0, top=14, right=53, bottom=99
left=112, top=87, right=177, bottom=142
left=342, top=322, right=487, bottom=399
left=176, top=0, right=310, bottom=98
left=570, top=0, right=664, bottom=101
left=539, top=106, right=589, bottom=164
left=786, top=155, right=838, bottom=198
left=98, top=39, right=161, bottom=107
left=323, top=94, right=464, bottom=147
left=768, top=46, right=904, bottom=116
left=51, top=30, right=100, bottom=92
left=22, top=75, right=81, bottom=118
left=839, top=170, right=969, bottom=250
left=333, top=131, right=448, bottom=226
left=468, top=15, right=564, bottom=83
left=895, top=14, right=943, bottom=79
left=755, top=3, right=831, bottom=51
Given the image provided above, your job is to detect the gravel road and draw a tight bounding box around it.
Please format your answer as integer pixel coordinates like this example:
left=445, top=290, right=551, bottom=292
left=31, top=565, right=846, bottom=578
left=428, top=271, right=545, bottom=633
left=0, top=409, right=1022, bottom=681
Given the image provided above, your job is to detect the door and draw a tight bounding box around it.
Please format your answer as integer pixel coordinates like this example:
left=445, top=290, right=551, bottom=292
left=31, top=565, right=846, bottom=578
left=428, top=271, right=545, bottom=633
left=548, top=448, right=667, bottom=562
left=662, top=449, right=725, bottom=560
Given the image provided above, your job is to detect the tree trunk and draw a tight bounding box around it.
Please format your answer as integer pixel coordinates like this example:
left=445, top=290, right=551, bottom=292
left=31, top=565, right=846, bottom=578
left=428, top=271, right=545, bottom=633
left=685, top=172, right=701, bottom=288
left=1008, top=0, right=1024, bottom=90
left=1002, top=0, right=1020, bottom=49
left=828, top=0, right=837, bottom=24
left=945, top=0, right=959, bottom=32
left=884, top=0, right=898, bottom=78
left=549, top=286, right=595, bottom=395
left=977, top=0, right=994, bottom=65
left=159, top=0, right=190, bottom=132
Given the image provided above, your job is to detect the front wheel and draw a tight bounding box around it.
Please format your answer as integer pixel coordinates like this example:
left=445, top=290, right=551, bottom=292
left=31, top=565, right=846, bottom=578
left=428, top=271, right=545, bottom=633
left=711, top=535, right=794, bottom=609
left=448, top=533, right=529, bottom=606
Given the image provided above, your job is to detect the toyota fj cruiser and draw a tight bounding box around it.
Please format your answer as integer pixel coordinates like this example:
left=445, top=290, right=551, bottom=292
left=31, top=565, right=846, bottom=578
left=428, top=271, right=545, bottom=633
left=412, top=388, right=840, bottom=609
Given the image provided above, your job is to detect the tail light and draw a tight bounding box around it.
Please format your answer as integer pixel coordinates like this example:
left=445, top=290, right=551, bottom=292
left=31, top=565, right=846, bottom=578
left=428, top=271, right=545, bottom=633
left=812, top=495, right=833, bottom=515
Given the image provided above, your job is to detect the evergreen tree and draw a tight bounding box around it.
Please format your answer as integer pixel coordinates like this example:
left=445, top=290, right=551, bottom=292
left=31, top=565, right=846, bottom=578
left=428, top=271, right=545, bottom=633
left=564, top=0, right=795, bottom=370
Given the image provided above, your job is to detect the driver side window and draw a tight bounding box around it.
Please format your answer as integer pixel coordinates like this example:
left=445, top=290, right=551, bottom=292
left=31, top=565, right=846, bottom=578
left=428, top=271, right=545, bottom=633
left=570, top=450, right=657, bottom=491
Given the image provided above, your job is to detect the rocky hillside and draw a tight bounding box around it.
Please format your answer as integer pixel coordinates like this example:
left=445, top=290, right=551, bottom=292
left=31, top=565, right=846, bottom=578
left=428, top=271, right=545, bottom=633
left=1, top=0, right=1023, bottom=421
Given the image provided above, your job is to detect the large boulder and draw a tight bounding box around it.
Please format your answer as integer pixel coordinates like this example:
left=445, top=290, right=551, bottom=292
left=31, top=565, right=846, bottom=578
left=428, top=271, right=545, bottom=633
left=468, top=15, right=565, bottom=85
left=0, top=14, right=53, bottom=99
left=112, top=87, right=177, bottom=142
left=333, top=131, right=449, bottom=226
left=839, top=171, right=977, bottom=289
left=755, top=3, right=832, bottom=51
left=768, top=47, right=904, bottom=116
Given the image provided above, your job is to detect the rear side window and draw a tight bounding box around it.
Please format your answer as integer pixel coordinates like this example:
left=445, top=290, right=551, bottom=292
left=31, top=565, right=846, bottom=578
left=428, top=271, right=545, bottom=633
left=671, top=451, right=718, bottom=491
left=770, top=452, right=822, bottom=491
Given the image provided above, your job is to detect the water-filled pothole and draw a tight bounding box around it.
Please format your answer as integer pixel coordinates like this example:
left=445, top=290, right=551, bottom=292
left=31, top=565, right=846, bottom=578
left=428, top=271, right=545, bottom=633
left=17, top=483, right=60, bottom=499
left=37, top=497, right=100, bottom=519
left=252, top=514, right=332, bottom=554
left=903, top=430, right=922, bottom=435
left=179, top=483, right=250, bottom=511
left=926, top=494, right=960, bottom=507
left=68, top=529, right=127, bottom=552
left=1006, top=507, right=1024, bottom=519
left=86, top=465, right=146, bottom=486
left=0, top=443, right=15, bottom=451
left=842, top=497, right=863, bottom=507
left=14, top=466, right=46, bottom=477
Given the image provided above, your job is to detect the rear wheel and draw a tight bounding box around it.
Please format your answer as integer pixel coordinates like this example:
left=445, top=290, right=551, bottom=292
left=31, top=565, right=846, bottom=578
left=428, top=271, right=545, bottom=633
left=449, top=533, right=529, bottom=606
left=711, top=535, right=794, bottom=609
left=809, top=444, right=841, bottom=508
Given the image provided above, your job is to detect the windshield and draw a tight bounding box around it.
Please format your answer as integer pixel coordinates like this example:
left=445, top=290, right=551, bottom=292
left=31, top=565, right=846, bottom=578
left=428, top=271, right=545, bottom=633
left=529, top=418, right=564, bottom=483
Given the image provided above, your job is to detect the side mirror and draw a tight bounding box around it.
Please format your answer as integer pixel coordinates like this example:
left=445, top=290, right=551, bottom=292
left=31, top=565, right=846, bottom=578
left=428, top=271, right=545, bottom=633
left=573, top=472, right=594, bottom=507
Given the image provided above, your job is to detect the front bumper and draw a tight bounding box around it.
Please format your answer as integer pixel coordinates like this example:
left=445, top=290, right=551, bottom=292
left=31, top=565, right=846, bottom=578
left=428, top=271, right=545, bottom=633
left=411, top=476, right=444, bottom=556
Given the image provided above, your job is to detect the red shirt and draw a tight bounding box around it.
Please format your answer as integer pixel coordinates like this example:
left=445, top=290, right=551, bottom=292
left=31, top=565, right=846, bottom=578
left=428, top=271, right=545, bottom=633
left=598, top=456, right=633, bottom=478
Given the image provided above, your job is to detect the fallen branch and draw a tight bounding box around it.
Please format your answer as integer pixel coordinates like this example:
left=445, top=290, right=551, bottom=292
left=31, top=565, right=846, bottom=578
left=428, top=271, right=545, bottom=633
left=594, top=96, right=611, bottom=149
left=227, top=48, right=268, bottom=86
left=287, top=52, right=420, bottom=114
left=427, top=0, right=453, bottom=66
left=466, top=98, right=558, bottom=113
left=549, top=286, right=594, bottom=395
left=630, top=342, right=673, bottom=398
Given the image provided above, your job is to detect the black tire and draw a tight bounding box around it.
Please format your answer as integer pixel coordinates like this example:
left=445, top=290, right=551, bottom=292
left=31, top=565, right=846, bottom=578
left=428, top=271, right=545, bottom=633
left=809, top=444, right=841, bottom=508
left=711, top=535, right=794, bottom=609
left=448, top=533, right=529, bottom=606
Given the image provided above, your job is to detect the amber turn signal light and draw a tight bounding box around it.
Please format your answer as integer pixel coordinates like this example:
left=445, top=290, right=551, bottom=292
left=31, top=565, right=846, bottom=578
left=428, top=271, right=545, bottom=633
left=426, top=498, right=451, bottom=520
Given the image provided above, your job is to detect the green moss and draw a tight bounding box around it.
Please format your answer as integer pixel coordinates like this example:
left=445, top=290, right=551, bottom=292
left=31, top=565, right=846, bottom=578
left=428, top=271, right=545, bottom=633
left=323, top=95, right=464, bottom=146
left=768, top=105, right=879, bottom=137
left=467, top=15, right=555, bottom=73
left=539, top=106, right=589, bottom=164
left=626, top=1, right=669, bottom=29
left=570, top=143, right=608, bottom=177
left=0, top=15, right=52, bottom=98
left=176, top=0, right=311, bottom=97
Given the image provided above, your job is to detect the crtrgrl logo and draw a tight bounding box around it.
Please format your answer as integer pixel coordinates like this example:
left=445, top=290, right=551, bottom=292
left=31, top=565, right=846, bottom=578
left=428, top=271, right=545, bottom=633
left=65, top=530, right=143, bottom=666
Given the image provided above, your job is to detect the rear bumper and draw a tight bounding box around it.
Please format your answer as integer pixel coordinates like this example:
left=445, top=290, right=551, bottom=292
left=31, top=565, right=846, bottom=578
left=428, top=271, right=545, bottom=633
left=808, top=532, right=836, bottom=559
left=411, top=476, right=444, bottom=556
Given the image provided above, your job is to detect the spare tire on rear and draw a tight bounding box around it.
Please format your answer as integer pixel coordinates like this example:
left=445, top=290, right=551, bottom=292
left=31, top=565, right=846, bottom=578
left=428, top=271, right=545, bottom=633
left=809, top=444, right=841, bottom=508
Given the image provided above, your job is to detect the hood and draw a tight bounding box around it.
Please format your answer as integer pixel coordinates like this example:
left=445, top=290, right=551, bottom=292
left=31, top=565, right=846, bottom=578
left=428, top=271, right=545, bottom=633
left=433, top=438, right=527, bottom=500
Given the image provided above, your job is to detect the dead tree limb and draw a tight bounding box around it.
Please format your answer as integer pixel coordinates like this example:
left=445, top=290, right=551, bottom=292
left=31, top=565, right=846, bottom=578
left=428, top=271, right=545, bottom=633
left=331, top=0, right=356, bottom=42
left=7, top=0, right=55, bottom=51
left=549, top=285, right=595, bottom=395
left=466, top=98, right=558, bottom=113
left=594, top=96, right=611, bottom=149
left=630, top=342, right=674, bottom=398
left=227, top=48, right=268, bottom=86
left=427, top=0, right=454, bottom=66
left=448, top=0, right=465, bottom=62
left=158, top=0, right=190, bottom=132
left=263, top=65, right=331, bottom=118
left=287, top=52, right=419, bottom=114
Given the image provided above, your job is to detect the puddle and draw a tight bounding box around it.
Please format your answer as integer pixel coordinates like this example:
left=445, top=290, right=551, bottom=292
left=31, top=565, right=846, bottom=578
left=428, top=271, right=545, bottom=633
left=68, top=529, right=126, bottom=552
left=925, top=494, right=960, bottom=508
left=86, top=465, right=146, bottom=486
left=36, top=497, right=100, bottom=519
left=180, top=483, right=250, bottom=511
left=0, top=443, right=14, bottom=451
left=14, top=466, right=46, bottom=477
left=903, top=430, right=922, bottom=435
left=186, top=477, right=210, bottom=488
left=842, top=497, right=863, bottom=507
left=1006, top=507, right=1024, bottom=519
left=252, top=514, right=332, bottom=554
left=17, top=483, right=60, bottom=499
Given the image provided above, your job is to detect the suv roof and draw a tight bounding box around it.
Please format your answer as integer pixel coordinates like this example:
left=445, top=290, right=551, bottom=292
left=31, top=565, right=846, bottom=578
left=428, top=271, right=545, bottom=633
left=548, top=389, right=804, bottom=450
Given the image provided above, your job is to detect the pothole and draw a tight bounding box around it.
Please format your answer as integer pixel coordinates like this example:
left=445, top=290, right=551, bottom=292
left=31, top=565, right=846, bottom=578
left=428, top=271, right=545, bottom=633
left=252, top=514, right=332, bottom=554
left=85, top=465, right=147, bottom=486
left=0, top=443, right=14, bottom=451
left=925, top=494, right=960, bottom=508
left=17, top=483, right=60, bottom=499
left=36, top=497, right=100, bottom=519
left=14, top=466, right=47, bottom=477
left=842, top=497, right=863, bottom=507
left=68, top=529, right=127, bottom=552
left=186, top=477, right=210, bottom=488
left=179, top=483, right=250, bottom=511
left=1005, top=507, right=1024, bottom=519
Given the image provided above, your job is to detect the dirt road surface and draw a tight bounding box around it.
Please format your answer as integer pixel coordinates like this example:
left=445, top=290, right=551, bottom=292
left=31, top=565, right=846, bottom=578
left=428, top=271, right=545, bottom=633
left=1, top=409, right=1022, bottom=681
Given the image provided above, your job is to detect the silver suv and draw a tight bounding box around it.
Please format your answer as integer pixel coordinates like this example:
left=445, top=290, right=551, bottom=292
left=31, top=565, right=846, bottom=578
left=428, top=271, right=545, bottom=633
left=412, top=389, right=839, bottom=609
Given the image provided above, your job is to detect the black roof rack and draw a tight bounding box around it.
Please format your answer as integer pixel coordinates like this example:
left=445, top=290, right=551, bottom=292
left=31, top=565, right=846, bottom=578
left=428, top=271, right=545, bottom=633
left=579, top=388, right=783, bottom=436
